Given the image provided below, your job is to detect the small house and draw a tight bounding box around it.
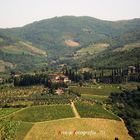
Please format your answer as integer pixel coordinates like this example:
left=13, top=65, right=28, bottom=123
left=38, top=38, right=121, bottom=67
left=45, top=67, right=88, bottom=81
left=128, top=66, right=136, bottom=74
left=48, top=73, right=71, bottom=83
left=55, top=88, right=64, bottom=95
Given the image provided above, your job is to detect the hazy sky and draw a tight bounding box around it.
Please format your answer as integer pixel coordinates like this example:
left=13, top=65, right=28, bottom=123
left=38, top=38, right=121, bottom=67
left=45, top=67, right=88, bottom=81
left=0, top=0, right=140, bottom=28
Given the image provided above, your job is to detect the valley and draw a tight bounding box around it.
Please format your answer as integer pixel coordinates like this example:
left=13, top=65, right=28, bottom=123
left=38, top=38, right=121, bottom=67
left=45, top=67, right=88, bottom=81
left=0, top=16, right=140, bottom=140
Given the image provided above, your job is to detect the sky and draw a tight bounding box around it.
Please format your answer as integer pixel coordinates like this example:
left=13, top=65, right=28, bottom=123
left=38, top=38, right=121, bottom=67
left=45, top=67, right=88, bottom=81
left=0, top=0, right=140, bottom=28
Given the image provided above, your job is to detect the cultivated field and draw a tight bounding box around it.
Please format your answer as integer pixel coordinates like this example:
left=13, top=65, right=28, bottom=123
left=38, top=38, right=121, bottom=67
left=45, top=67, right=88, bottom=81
left=1, top=83, right=137, bottom=139
left=9, top=105, right=75, bottom=122
left=82, top=94, right=107, bottom=103
left=15, top=122, right=33, bottom=140
left=75, top=101, right=120, bottom=120
left=0, top=108, right=20, bottom=117
left=0, top=85, right=45, bottom=98
left=23, top=118, right=133, bottom=140
left=70, top=84, right=121, bottom=96
left=0, top=41, right=47, bottom=56
left=77, top=43, right=109, bottom=55
left=19, top=41, right=47, bottom=56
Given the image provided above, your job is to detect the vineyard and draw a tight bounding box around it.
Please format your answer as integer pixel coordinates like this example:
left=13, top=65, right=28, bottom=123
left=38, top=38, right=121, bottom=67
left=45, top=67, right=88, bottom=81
left=0, top=85, right=45, bottom=98
left=8, top=105, right=75, bottom=122
left=0, top=83, right=135, bottom=140
left=0, top=119, right=20, bottom=140
left=0, top=108, right=20, bottom=117
left=70, top=84, right=121, bottom=96
left=15, top=122, right=33, bottom=140
left=0, top=13, right=140, bottom=140
left=0, top=85, right=80, bottom=107
left=75, top=101, right=120, bottom=120
left=82, top=94, right=107, bottom=103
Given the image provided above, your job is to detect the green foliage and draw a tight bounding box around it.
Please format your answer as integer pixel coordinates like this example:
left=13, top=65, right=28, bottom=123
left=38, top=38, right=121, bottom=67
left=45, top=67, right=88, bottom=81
left=0, top=108, right=20, bottom=117
left=13, top=73, right=48, bottom=86
left=15, top=122, right=33, bottom=140
left=0, top=50, right=46, bottom=72
left=8, top=16, right=140, bottom=50
left=107, top=89, right=140, bottom=139
left=0, top=34, right=17, bottom=46
left=0, top=84, right=80, bottom=107
left=85, top=48, right=140, bottom=68
left=0, top=16, right=140, bottom=71
left=75, top=101, right=120, bottom=120
left=82, top=94, right=107, bottom=103
left=29, top=91, right=79, bottom=105
left=70, top=85, right=121, bottom=96
left=0, top=119, right=20, bottom=140
left=9, top=105, right=74, bottom=122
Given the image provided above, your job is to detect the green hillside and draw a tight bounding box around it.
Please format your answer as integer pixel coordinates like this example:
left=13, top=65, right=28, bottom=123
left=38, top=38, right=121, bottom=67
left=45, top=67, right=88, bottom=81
left=0, top=36, right=47, bottom=72
left=0, top=16, right=140, bottom=71
left=1, top=16, right=140, bottom=52
left=84, top=46, right=140, bottom=68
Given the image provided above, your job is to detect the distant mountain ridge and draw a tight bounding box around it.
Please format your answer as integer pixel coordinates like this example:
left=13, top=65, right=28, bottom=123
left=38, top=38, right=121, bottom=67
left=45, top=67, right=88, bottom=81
left=0, top=16, right=140, bottom=72
left=1, top=16, right=140, bottom=47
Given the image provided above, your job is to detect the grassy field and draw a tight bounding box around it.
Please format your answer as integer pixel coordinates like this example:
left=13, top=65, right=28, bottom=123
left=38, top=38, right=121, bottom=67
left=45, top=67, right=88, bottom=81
left=23, top=118, right=132, bottom=140
left=15, top=122, right=33, bottom=140
left=9, top=105, right=75, bottom=122
left=75, top=101, right=120, bottom=120
left=70, top=84, right=121, bottom=96
left=120, top=82, right=140, bottom=91
left=1, top=45, right=29, bottom=54
left=0, top=41, right=47, bottom=56
left=82, top=94, right=107, bottom=103
left=19, top=41, right=47, bottom=56
left=77, top=43, right=109, bottom=56
left=0, top=108, right=20, bottom=117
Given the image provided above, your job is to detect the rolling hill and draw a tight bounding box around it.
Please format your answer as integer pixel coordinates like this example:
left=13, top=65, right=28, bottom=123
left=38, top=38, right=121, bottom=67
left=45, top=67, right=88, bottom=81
left=0, top=35, right=47, bottom=72
left=0, top=16, right=140, bottom=72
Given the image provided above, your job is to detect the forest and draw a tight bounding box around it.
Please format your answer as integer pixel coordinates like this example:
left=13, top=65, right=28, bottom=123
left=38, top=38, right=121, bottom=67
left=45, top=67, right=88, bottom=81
left=107, top=88, right=140, bottom=140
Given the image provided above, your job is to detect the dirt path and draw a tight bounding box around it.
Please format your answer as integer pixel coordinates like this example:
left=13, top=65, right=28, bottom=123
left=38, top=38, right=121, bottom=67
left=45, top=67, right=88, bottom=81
left=71, top=102, right=80, bottom=118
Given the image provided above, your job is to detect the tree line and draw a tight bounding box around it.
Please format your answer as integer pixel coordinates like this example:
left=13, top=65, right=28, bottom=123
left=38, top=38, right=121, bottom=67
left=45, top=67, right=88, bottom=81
left=63, top=66, right=140, bottom=84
